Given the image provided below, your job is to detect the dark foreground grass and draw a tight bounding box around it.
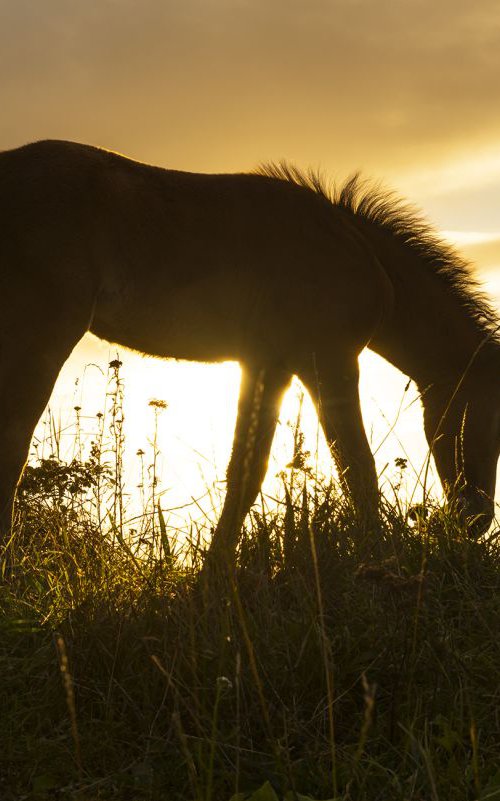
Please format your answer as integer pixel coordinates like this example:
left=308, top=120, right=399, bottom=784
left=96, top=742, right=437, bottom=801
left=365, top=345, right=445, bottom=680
left=2, top=482, right=500, bottom=801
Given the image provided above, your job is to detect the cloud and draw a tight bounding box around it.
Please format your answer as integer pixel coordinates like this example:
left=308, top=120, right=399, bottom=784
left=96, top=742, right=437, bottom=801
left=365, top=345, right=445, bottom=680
left=458, top=238, right=500, bottom=272
left=412, top=176, right=500, bottom=232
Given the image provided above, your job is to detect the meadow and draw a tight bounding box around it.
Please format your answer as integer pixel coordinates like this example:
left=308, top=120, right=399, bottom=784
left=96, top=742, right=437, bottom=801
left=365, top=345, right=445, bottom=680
left=1, top=361, right=500, bottom=801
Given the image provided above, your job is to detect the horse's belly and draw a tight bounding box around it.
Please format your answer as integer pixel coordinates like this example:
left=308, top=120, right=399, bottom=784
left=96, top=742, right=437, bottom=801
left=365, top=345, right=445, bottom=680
left=92, top=272, right=273, bottom=363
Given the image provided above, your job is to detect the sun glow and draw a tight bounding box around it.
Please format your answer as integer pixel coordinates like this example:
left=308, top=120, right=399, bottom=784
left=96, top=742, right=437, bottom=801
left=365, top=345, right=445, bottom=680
left=33, top=332, right=436, bottom=535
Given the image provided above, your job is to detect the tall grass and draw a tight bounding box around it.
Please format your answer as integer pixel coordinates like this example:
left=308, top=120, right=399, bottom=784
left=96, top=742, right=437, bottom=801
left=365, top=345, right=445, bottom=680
left=1, top=361, right=500, bottom=801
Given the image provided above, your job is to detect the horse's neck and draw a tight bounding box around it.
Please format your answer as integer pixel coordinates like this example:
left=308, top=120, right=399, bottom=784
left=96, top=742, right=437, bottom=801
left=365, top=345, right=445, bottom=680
left=365, top=227, right=489, bottom=391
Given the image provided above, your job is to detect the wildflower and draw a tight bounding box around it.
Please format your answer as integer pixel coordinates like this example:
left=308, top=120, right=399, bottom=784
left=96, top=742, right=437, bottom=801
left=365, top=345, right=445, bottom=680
left=109, top=359, right=122, bottom=369
left=149, top=399, right=167, bottom=410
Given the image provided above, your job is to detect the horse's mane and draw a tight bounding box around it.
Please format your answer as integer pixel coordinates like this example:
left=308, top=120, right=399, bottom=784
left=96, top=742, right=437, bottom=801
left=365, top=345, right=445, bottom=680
left=255, top=161, right=500, bottom=345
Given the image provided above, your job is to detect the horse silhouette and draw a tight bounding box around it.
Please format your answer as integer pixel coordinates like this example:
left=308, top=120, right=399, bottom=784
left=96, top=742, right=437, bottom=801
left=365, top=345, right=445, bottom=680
left=1, top=140, right=499, bottom=557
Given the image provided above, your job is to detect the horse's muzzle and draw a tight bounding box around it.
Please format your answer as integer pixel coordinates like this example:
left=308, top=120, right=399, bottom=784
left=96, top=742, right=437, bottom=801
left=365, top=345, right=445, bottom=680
left=458, top=493, right=494, bottom=537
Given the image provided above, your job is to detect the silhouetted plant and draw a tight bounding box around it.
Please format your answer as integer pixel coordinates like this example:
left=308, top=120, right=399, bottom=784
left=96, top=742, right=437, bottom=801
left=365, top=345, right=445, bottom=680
left=18, top=456, right=109, bottom=510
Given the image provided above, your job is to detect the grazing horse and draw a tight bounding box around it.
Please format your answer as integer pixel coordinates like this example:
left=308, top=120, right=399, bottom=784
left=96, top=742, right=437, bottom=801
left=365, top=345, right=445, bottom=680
left=1, top=140, right=499, bottom=557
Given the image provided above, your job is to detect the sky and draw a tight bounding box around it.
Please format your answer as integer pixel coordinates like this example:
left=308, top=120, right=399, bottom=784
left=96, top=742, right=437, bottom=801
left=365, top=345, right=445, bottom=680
left=2, top=0, right=500, bottom=530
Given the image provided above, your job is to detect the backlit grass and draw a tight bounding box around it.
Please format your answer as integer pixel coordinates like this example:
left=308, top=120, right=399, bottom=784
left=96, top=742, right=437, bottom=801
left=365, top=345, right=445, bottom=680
left=1, top=366, right=500, bottom=801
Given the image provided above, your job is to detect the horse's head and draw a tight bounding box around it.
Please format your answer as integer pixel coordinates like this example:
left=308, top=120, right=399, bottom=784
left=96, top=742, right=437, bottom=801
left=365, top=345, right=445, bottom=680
left=423, top=369, right=500, bottom=535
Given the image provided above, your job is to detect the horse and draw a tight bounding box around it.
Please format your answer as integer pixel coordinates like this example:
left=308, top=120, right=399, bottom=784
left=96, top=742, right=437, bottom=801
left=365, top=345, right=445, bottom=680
left=1, top=139, right=499, bottom=560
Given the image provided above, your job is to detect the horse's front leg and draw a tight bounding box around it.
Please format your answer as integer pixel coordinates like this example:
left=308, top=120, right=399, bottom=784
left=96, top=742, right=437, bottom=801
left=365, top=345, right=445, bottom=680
left=0, top=355, right=65, bottom=538
left=207, top=364, right=291, bottom=568
left=301, top=355, right=380, bottom=533
left=0, top=309, right=91, bottom=542
left=0, top=352, right=79, bottom=539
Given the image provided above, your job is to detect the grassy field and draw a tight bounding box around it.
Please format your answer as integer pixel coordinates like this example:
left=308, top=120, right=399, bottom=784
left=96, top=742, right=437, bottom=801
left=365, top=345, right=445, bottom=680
left=1, top=369, right=500, bottom=800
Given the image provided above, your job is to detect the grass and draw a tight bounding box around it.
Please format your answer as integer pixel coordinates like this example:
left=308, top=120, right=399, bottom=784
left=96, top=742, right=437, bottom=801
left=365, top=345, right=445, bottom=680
left=1, top=364, right=500, bottom=800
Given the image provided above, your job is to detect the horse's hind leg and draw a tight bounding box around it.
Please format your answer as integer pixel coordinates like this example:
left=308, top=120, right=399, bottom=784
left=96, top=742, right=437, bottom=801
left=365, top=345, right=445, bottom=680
left=207, top=364, right=291, bottom=567
left=0, top=311, right=90, bottom=538
left=299, top=353, right=380, bottom=536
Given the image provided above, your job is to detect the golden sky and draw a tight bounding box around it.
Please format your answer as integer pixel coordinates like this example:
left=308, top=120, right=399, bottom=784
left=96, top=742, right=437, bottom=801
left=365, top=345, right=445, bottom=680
left=3, top=0, right=500, bottom=527
left=2, top=0, right=500, bottom=217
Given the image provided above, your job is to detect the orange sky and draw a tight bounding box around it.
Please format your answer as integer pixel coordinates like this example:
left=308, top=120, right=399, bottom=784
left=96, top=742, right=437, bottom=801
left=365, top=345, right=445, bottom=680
left=3, top=0, right=500, bottom=528
left=2, top=0, right=500, bottom=221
